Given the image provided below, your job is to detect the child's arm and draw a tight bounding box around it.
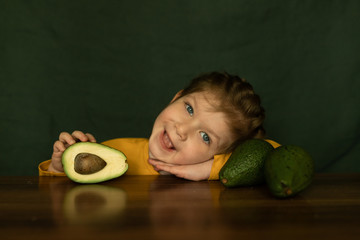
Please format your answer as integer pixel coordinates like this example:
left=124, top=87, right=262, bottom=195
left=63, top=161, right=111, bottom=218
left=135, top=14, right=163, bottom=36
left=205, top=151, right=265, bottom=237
left=48, top=131, right=97, bottom=173
left=148, top=158, right=214, bottom=181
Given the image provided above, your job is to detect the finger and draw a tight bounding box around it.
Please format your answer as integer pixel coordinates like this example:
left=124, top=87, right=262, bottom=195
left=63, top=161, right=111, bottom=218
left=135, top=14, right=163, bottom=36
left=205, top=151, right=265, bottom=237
left=85, top=133, right=97, bottom=142
left=148, top=159, right=160, bottom=171
left=148, top=158, right=176, bottom=166
left=59, top=132, right=76, bottom=145
left=50, top=152, right=64, bottom=172
left=148, top=159, right=178, bottom=173
left=148, top=158, right=158, bottom=166
left=153, top=163, right=185, bottom=178
left=71, top=130, right=89, bottom=142
left=53, top=140, right=66, bottom=153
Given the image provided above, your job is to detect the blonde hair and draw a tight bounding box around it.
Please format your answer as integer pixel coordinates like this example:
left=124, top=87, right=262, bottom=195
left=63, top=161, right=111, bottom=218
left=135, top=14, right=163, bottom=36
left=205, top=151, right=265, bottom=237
left=180, top=72, right=266, bottom=152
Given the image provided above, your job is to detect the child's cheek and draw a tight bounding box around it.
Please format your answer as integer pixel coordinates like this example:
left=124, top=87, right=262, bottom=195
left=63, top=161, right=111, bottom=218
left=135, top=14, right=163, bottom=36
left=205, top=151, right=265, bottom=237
left=178, top=147, right=207, bottom=165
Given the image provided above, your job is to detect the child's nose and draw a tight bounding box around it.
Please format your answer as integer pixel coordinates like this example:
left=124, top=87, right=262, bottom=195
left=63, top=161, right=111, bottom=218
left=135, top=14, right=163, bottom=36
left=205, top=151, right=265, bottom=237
left=175, top=122, right=190, bottom=141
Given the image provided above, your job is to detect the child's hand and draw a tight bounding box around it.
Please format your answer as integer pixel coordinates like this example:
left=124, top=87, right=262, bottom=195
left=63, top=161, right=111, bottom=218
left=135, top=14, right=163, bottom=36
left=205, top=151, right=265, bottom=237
left=148, top=158, right=213, bottom=181
left=48, top=131, right=97, bottom=173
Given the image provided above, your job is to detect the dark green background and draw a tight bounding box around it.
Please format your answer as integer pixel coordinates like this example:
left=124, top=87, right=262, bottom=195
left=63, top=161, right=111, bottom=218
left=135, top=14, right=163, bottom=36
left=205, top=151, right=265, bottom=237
left=1, top=0, right=359, bottom=176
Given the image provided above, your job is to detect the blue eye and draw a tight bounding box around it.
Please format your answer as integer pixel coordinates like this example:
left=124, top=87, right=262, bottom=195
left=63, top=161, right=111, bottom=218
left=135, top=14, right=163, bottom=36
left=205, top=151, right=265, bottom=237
left=200, top=132, right=210, bottom=144
left=185, top=103, right=194, bottom=116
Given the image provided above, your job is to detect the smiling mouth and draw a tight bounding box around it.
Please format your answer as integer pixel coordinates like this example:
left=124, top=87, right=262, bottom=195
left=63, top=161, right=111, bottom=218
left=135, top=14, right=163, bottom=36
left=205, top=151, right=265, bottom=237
left=161, top=130, right=176, bottom=151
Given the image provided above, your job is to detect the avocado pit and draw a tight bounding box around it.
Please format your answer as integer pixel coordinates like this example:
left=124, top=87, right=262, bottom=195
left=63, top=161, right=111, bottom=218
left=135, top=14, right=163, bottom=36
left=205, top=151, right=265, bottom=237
left=74, top=153, right=107, bottom=175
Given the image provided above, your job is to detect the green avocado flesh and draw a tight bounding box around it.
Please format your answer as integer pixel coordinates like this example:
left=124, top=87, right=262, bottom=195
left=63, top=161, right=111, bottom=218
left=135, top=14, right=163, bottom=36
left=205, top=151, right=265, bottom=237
left=264, top=145, right=314, bottom=198
left=62, top=142, right=128, bottom=183
left=219, top=139, right=274, bottom=187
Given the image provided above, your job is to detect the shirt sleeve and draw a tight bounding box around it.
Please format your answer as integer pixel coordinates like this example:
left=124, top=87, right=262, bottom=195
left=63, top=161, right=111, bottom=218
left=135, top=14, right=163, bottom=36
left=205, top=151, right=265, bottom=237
left=207, top=139, right=281, bottom=180
left=102, top=138, right=159, bottom=175
left=208, top=153, right=232, bottom=180
left=38, top=160, right=66, bottom=177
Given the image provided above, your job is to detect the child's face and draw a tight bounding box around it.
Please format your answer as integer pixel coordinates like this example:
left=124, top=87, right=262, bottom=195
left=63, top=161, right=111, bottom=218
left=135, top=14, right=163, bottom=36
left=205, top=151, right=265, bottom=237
left=148, top=91, right=235, bottom=165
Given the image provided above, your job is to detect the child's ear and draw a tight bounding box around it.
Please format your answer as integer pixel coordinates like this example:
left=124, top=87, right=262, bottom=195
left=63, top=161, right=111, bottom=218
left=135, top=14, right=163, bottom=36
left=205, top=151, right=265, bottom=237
left=171, top=90, right=183, bottom=103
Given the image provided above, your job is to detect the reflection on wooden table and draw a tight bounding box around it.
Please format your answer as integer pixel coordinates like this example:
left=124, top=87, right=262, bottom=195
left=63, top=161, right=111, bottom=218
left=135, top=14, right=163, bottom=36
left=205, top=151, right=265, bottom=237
left=0, top=174, right=360, bottom=239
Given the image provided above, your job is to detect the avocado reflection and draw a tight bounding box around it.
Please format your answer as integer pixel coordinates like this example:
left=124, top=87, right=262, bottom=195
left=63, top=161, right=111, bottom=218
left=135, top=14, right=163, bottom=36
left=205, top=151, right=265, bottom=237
left=63, top=184, right=127, bottom=225
left=148, top=177, right=222, bottom=235
left=219, top=185, right=315, bottom=226
left=39, top=177, right=127, bottom=226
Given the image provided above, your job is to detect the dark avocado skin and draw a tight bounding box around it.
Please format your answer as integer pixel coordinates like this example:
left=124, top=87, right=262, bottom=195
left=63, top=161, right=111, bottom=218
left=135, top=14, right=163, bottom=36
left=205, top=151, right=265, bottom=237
left=264, top=145, right=314, bottom=198
left=219, top=139, right=274, bottom=187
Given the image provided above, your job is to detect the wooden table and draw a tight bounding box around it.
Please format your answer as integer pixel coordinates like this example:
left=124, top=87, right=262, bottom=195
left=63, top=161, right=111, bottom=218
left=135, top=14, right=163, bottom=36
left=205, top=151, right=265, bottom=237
left=1, top=174, right=359, bottom=239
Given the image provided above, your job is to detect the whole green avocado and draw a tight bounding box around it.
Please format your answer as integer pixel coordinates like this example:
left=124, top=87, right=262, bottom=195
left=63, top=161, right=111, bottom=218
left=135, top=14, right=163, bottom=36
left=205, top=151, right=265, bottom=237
left=219, top=139, right=274, bottom=187
left=264, top=145, right=314, bottom=198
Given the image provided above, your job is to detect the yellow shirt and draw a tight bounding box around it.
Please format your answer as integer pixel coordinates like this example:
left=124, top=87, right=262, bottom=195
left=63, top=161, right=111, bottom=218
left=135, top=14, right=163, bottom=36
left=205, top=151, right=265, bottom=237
left=38, top=138, right=280, bottom=180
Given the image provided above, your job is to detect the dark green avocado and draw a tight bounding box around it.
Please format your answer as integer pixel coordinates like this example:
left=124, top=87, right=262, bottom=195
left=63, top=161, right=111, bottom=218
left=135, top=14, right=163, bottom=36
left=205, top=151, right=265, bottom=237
left=219, top=139, right=274, bottom=187
left=264, top=145, right=314, bottom=198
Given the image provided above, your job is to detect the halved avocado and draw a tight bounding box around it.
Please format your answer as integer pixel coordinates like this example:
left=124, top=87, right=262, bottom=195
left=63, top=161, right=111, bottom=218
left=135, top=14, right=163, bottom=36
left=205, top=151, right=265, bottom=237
left=62, top=142, right=128, bottom=183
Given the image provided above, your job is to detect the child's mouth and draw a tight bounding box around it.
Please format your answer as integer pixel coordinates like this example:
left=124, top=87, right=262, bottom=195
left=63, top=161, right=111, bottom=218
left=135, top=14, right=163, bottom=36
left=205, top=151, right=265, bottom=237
left=161, top=130, right=175, bottom=151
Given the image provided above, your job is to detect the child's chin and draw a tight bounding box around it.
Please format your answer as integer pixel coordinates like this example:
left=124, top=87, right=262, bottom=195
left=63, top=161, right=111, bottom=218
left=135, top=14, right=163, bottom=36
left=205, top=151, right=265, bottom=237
left=148, top=144, right=164, bottom=161
left=148, top=149, right=155, bottom=159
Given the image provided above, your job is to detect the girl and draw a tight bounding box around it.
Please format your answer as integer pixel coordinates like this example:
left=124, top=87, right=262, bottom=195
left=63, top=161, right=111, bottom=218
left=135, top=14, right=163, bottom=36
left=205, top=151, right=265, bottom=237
left=39, top=72, right=279, bottom=181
